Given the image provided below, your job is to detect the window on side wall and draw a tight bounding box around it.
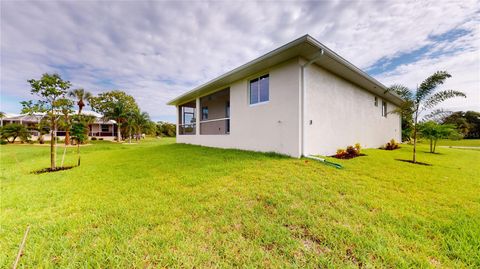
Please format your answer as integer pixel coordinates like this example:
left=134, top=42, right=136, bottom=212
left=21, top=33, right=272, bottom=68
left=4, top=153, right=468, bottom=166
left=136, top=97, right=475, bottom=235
left=101, top=124, right=109, bottom=132
left=382, top=101, right=387, bottom=117
left=374, top=96, right=378, bottom=106
left=201, top=106, right=208, bottom=120
left=249, top=74, right=269, bottom=105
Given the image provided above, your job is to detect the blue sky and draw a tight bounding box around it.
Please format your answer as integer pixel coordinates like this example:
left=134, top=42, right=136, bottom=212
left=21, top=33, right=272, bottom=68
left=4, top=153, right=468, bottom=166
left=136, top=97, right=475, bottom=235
left=1, top=0, right=479, bottom=122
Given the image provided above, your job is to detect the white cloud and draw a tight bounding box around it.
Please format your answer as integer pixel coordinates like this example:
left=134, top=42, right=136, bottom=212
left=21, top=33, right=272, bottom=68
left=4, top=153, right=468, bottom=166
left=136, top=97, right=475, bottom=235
left=1, top=0, right=479, bottom=121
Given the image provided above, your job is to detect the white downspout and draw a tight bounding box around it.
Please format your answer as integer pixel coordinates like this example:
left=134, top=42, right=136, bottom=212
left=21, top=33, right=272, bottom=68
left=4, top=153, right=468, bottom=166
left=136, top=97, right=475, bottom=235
left=301, top=49, right=324, bottom=157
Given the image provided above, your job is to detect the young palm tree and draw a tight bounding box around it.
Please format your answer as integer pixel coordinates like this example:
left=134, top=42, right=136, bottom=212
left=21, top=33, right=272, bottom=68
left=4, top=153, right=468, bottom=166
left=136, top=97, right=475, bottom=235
left=69, top=88, right=92, bottom=115
left=389, top=71, right=466, bottom=163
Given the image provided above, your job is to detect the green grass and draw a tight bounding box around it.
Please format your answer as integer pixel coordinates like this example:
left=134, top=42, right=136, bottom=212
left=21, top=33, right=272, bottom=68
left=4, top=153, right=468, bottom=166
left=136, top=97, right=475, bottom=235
left=1, top=138, right=479, bottom=268
left=433, top=139, right=480, bottom=147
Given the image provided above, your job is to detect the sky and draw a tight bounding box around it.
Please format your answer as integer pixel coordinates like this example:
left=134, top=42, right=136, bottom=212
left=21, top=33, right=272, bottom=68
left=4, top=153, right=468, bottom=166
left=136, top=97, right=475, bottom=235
left=1, top=0, right=479, bottom=123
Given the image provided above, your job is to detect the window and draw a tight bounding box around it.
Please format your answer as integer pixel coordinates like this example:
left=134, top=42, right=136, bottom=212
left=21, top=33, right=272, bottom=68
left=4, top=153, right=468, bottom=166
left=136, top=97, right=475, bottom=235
left=382, top=101, right=387, bottom=117
left=374, top=96, right=378, bottom=106
left=101, top=124, right=109, bottom=132
left=226, top=101, right=230, bottom=133
left=249, top=74, right=269, bottom=104
left=201, top=106, right=208, bottom=120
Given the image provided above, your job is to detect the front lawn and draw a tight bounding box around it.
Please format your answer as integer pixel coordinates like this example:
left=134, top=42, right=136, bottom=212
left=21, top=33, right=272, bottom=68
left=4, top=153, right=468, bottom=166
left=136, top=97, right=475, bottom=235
left=1, top=138, right=479, bottom=268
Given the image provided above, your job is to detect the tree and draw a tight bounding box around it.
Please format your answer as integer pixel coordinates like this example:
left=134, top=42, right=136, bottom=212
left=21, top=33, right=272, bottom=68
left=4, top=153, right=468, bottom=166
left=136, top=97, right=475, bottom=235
left=22, top=73, right=71, bottom=170
left=419, top=121, right=459, bottom=153
left=133, top=111, right=151, bottom=140
left=443, top=111, right=480, bottom=138
left=156, top=121, right=176, bottom=137
left=0, top=124, right=31, bottom=143
left=389, top=71, right=466, bottom=163
left=89, top=90, right=139, bottom=142
left=125, top=111, right=136, bottom=143
left=0, top=112, right=5, bottom=119
left=70, top=115, right=89, bottom=166
left=56, top=98, right=75, bottom=166
left=68, top=88, right=92, bottom=115
left=57, top=98, right=74, bottom=146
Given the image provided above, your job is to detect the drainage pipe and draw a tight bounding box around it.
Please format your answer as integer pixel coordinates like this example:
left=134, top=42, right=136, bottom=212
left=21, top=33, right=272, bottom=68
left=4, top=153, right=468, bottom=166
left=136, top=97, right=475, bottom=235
left=301, top=49, right=324, bottom=157
left=305, top=155, right=343, bottom=169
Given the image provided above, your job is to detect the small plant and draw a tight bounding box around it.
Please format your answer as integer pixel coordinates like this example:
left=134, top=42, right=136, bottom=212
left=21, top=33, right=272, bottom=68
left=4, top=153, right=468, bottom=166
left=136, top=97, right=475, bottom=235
left=99, top=138, right=104, bottom=141
left=91, top=137, right=97, bottom=141
left=384, top=139, right=400, bottom=150
left=334, top=143, right=363, bottom=159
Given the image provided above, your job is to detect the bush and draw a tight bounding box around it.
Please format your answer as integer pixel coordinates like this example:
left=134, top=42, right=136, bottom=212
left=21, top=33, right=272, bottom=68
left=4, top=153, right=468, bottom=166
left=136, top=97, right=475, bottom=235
left=384, top=139, right=400, bottom=150
left=91, top=137, right=97, bottom=141
left=99, top=138, right=104, bottom=141
left=0, top=139, right=7, bottom=145
left=0, top=123, right=31, bottom=143
left=334, top=143, right=363, bottom=159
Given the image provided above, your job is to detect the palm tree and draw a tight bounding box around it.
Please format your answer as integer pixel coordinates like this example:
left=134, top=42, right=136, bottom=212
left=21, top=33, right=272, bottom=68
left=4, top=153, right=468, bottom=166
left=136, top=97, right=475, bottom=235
left=69, top=88, right=92, bottom=115
left=388, top=71, right=466, bottom=163
left=133, top=111, right=150, bottom=141
left=71, top=114, right=96, bottom=166
left=104, top=102, right=128, bottom=142
left=125, top=113, right=136, bottom=143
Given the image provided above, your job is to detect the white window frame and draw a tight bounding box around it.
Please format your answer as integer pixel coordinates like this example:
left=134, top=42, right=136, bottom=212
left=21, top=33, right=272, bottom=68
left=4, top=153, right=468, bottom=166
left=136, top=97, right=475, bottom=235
left=248, top=74, right=269, bottom=106
left=382, top=100, right=387, bottom=117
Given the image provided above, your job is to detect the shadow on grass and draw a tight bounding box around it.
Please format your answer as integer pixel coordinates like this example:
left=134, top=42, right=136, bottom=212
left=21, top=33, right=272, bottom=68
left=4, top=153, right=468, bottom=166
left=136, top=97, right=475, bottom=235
left=395, top=159, right=432, bottom=166
left=33, top=166, right=76, bottom=174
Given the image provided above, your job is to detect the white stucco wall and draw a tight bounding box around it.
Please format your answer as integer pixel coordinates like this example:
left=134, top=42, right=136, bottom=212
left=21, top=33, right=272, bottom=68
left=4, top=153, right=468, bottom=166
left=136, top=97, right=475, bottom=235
left=304, top=63, right=401, bottom=156
left=177, top=58, right=302, bottom=157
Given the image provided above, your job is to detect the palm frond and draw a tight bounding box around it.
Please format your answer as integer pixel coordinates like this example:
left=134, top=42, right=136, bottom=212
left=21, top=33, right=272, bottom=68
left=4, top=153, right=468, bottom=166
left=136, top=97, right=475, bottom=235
left=416, top=71, right=451, bottom=102
left=423, top=108, right=452, bottom=123
left=387, top=84, right=413, bottom=100
left=423, top=90, right=466, bottom=109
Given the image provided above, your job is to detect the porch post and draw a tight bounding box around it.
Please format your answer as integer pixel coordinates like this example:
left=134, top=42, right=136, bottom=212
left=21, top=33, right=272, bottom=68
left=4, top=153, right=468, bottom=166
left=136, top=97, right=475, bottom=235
left=195, top=98, right=200, bottom=136
left=176, top=106, right=179, bottom=137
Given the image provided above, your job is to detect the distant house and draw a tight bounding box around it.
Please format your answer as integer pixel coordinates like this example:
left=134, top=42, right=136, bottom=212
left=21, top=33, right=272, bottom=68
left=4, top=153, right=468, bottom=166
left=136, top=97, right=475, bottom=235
left=167, top=35, right=403, bottom=157
left=1, top=111, right=117, bottom=141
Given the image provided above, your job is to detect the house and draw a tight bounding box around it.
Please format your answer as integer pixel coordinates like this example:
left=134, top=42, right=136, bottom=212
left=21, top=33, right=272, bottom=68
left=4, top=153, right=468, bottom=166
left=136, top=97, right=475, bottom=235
left=1, top=111, right=117, bottom=141
left=167, top=35, right=403, bottom=157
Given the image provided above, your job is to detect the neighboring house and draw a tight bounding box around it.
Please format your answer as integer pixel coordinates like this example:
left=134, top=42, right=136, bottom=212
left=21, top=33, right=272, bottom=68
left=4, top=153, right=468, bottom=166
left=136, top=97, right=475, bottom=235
left=168, top=35, right=403, bottom=158
left=1, top=111, right=117, bottom=141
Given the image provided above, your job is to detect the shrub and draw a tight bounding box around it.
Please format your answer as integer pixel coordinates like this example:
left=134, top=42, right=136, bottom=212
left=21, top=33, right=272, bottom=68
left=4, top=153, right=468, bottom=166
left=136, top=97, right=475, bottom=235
left=334, top=143, right=363, bottom=159
left=0, top=123, right=31, bottom=143
left=91, top=137, right=97, bottom=141
left=99, top=138, right=104, bottom=141
left=384, top=139, right=400, bottom=150
left=0, top=139, right=7, bottom=145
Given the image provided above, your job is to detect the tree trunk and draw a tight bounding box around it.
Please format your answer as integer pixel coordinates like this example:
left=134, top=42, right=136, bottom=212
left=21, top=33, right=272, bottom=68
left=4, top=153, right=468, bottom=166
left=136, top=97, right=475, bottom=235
left=412, top=127, right=417, bottom=163
left=64, top=113, right=70, bottom=145
left=433, top=139, right=438, bottom=153
left=429, top=139, right=433, bottom=153
left=412, top=109, right=419, bottom=163
left=65, top=127, right=70, bottom=145
left=77, top=141, right=81, bottom=166
left=51, top=119, right=57, bottom=169
left=61, top=144, right=67, bottom=167
left=129, top=129, right=132, bottom=144
left=117, top=122, right=122, bottom=142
